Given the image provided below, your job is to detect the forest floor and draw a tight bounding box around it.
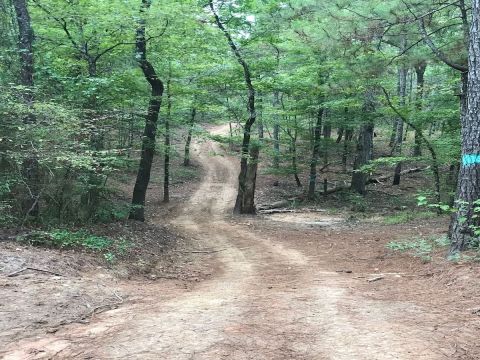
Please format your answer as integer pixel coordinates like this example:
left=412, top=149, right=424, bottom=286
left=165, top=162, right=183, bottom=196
left=1, top=125, right=480, bottom=359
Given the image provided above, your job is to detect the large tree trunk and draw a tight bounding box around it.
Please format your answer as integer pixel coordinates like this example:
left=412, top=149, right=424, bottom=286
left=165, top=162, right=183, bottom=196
left=351, top=90, right=375, bottom=195
left=129, top=0, right=164, bottom=221
left=413, top=61, right=427, bottom=157
left=449, top=1, right=480, bottom=253
left=242, top=145, right=259, bottom=213
left=209, top=1, right=258, bottom=214
left=307, top=105, right=324, bottom=200
left=184, top=107, right=196, bottom=166
left=13, top=0, right=39, bottom=218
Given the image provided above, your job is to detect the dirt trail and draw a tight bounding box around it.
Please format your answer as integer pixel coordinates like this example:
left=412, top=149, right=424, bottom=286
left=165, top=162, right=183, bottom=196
left=2, top=127, right=448, bottom=359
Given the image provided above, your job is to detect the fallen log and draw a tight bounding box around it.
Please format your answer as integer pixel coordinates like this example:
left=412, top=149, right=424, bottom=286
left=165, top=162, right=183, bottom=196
left=258, top=209, right=295, bottom=215
left=367, top=166, right=430, bottom=184
left=257, top=200, right=290, bottom=211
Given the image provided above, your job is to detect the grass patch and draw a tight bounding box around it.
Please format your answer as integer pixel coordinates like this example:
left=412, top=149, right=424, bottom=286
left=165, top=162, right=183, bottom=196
left=382, top=210, right=436, bottom=225
left=386, top=235, right=450, bottom=262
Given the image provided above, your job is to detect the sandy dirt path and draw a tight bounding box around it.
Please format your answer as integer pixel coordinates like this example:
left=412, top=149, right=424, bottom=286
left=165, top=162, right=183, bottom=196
left=2, top=128, right=448, bottom=359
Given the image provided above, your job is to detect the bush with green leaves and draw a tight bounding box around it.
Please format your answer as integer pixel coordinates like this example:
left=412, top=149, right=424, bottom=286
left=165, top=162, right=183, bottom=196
left=0, top=87, right=133, bottom=225
left=17, top=229, right=131, bottom=263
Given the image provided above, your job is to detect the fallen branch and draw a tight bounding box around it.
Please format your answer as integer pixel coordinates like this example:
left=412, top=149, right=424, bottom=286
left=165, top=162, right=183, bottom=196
left=367, top=276, right=385, bottom=282
left=257, top=200, right=290, bottom=211
left=319, top=184, right=350, bottom=195
left=258, top=209, right=295, bottom=215
left=7, top=267, right=63, bottom=277
left=367, top=167, right=429, bottom=184
left=174, top=248, right=227, bottom=254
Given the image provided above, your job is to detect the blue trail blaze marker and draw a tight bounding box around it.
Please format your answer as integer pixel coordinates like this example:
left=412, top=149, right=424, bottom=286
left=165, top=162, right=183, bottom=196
left=462, top=154, right=480, bottom=166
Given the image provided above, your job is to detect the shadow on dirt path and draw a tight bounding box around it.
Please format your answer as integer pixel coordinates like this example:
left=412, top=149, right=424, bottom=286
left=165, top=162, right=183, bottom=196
left=2, top=125, right=449, bottom=359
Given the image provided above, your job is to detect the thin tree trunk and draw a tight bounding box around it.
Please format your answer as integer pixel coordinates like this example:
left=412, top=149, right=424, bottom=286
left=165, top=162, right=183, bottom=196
left=336, top=128, right=344, bottom=143
left=449, top=1, right=480, bottom=253
left=351, top=90, right=375, bottom=195
left=382, top=88, right=441, bottom=207
left=163, top=76, right=172, bottom=203
left=342, top=128, right=353, bottom=173
left=184, top=107, right=196, bottom=166
left=323, top=121, right=331, bottom=139
left=209, top=1, right=257, bottom=214
left=393, top=39, right=408, bottom=186
left=413, top=61, right=427, bottom=156
left=129, top=0, right=164, bottom=221
left=273, top=91, right=280, bottom=168
left=291, top=127, right=302, bottom=187
left=308, top=105, right=324, bottom=200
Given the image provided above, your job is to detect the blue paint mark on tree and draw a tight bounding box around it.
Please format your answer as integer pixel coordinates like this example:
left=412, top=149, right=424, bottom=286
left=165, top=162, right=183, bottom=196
left=462, top=154, right=480, bottom=166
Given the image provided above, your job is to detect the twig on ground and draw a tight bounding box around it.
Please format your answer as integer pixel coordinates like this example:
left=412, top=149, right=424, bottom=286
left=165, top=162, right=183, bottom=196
left=7, top=267, right=63, bottom=277
left=174, top=248, right=227, bottom=254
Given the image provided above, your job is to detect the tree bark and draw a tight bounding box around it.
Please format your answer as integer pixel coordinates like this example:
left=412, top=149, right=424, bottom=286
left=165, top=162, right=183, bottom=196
left=449, top=0, right=480, bottom=253
left=307, top=105, right=324, bottom=200
left=129, top=0, right=164, bottom=221
left=342, top=128, right=353, bottom=173
left=13, top=0, right=34, bottom=115
left=184, top=107, right=196, bottom=166
left=273, top=91, right=280, bottom=168
left=163, top=76, right=172, bottom=203
left=351, top=90, right=375, bottom=195
left=413, top=61, right=427, bottom=157
left=393, top=37, right=408, bottom=186
left=13, top=0, right=39, bottom=218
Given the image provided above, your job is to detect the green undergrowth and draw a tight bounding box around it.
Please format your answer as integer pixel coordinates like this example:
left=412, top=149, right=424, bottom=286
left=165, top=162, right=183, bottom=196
left=387, top=235, right=480, bottom=263
left=386, top=235, right=450, bottom=262
left=382, top=210, right=437, bottom=225
left=17, top=229, right=132, bottom=263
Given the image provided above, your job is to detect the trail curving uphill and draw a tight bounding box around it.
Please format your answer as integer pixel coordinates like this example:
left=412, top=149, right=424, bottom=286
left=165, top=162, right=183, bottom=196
left=3, top=127, right=446, bottom=359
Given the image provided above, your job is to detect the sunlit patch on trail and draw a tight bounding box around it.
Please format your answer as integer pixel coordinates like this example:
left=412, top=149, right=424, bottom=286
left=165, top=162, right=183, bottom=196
left=263, top=212, right=343, bottom=227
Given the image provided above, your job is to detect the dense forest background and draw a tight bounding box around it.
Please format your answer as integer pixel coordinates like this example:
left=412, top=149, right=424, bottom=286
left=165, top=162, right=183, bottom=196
left=1, top=0, right=479, bottom=256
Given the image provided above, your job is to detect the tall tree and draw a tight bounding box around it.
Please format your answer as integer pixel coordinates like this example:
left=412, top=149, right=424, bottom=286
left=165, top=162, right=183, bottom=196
left=449, top=0, right=480, bottom=253
left=13, top=0, right=39, bottom=218
left=129, top=0, right=165, bottom=221
left=208, top=0, right=258, bottom=214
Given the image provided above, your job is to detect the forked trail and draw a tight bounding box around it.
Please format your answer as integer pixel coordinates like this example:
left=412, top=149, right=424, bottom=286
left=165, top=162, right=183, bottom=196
left=2, top=128, right=447, bottom=359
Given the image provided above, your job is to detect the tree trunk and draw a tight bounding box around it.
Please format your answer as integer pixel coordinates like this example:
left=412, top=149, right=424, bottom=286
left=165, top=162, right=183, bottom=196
left=129, top=0, right=164, bottom=221
left=449, top=1, right=480, bottom=253
left=13, top=0, right=39, bottom=218
left=273, top=91, right=280, bottom=168
left=323, top=121, right=332, bottom=139
left=184, top=107, right=196, bottom=166
left=209, top=1, right=257, bottom=214
left=342, top=128, right=353, bottom=173
left=413, top=61, right=427, bottom=156
left=163, top=77, right=172, bottom=203
left=336, top=128, right=344, bottom=143
left=351, top=90, right=375, bottom=195
left=393, top=42, right=408, bottom=186
left=307, top=105, right=324, bottom=200
left=242, top=144, right=259, bottom=213
left=13, top=0, right=34, bottom=114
